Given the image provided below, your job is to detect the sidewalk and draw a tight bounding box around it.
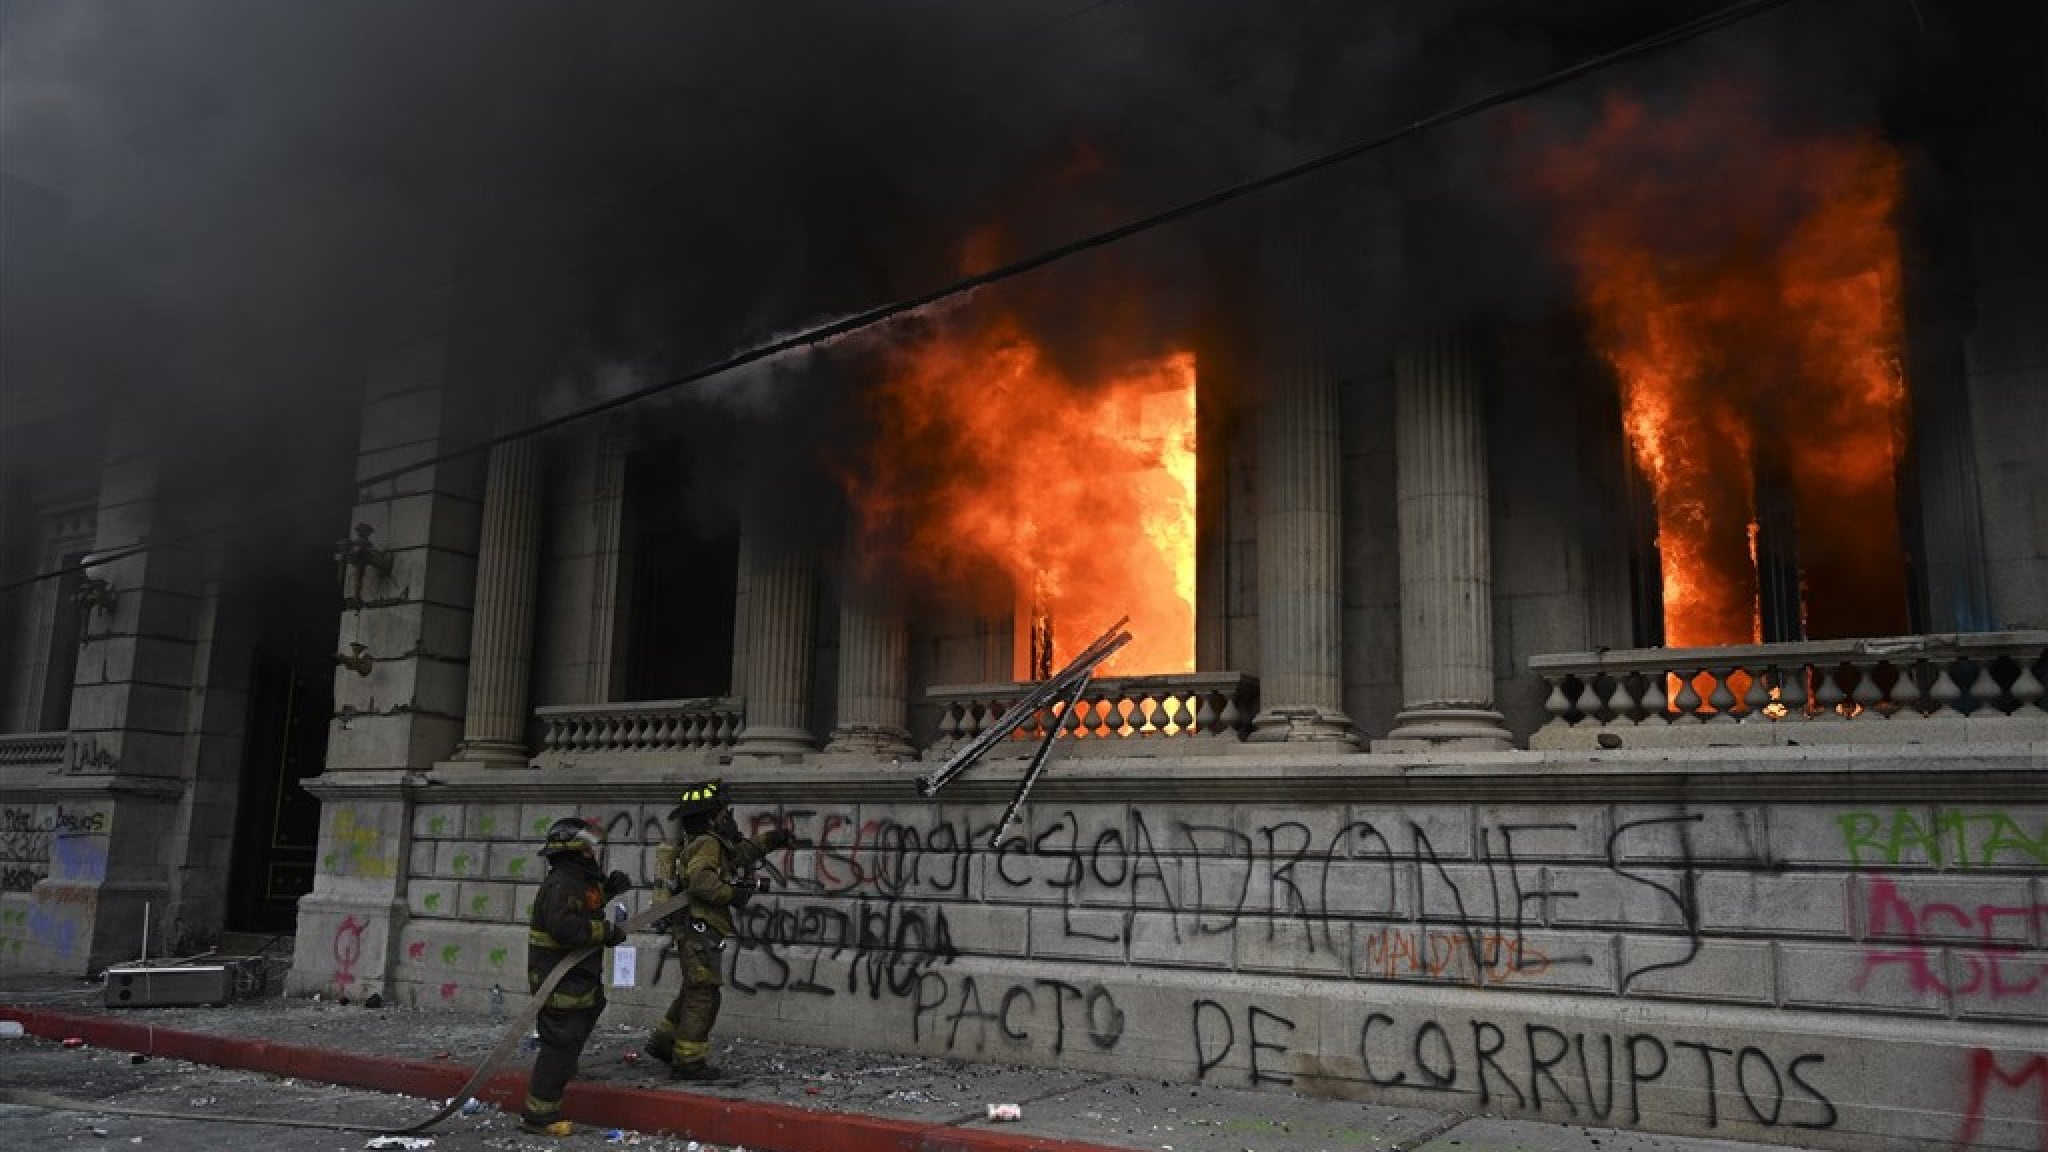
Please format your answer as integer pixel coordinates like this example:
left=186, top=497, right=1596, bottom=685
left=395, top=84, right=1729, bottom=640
left=0, top=975, right=1805, bottom=1152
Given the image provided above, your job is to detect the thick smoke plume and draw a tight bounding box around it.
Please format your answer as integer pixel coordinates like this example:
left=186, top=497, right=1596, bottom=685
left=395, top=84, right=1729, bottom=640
left=0, top=0, right=1950, bottom=573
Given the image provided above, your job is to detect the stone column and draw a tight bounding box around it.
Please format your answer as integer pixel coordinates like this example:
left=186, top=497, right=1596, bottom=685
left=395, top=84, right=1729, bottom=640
left=825, top=566, right=913, bottom=758
left=1250, top=207, right=1356, bottom=744
left=1386, top=335, right=1512, bottom=748
left=453, top=437, right=543, bottom=765
left=732, top=546, right=817, bottom=759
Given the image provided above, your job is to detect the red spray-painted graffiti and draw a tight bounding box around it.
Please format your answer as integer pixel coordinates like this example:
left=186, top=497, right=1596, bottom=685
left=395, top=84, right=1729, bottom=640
left=1854, top=876, right=2048, bottom=999
left=332, top=916, right=366, bottom=989
left=1953, top=1048, right=2047, bottom=1151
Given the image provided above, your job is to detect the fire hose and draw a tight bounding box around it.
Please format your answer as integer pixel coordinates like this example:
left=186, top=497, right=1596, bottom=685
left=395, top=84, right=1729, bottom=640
left=0, top=886, right=695, bottom=1134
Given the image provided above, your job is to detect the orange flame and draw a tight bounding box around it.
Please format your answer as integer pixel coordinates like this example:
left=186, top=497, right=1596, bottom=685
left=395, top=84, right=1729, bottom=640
left=1527, top=84, right=1912, bottom=646
left=848, top=300, right=1196, bottom=677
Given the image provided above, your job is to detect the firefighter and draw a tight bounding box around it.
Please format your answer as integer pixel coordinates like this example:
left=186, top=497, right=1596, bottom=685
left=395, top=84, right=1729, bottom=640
left=522, top=816, right=632, bottom=1136
left=645, top=779, right=790, bottom=1080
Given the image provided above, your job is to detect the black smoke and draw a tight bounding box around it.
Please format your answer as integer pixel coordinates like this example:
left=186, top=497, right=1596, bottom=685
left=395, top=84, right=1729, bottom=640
left=0, top=0, right=1961, bottom=553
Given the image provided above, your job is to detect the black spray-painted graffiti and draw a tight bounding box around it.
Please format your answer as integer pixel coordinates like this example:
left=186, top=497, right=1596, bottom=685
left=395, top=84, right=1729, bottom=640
left=912, top=974, right=1124, bottom=1056
left=678, top=806, right=1728, bottom=1069
left=736, top=807, right=1713, bottom=994
left=730, top=899, right=956, bottom=999
left=1, top=806, right=109, bottom=891
left=1211, top=1010, right=1840, bottom=1132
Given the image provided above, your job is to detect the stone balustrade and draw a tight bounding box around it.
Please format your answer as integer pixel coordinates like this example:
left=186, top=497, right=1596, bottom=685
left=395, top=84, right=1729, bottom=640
left=532, top=698, right=742, bottom=765
left=928, top=672, right=1258, bottom=757
left=0, top=731, right=66, bottom=770
left=1531, top=631, right=2048, bottom=748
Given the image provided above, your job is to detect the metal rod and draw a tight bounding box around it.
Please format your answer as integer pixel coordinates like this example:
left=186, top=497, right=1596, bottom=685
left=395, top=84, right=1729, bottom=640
left=918, top=623, right=1131, bottom=796
left=988, top=670, right=1093, bottom=849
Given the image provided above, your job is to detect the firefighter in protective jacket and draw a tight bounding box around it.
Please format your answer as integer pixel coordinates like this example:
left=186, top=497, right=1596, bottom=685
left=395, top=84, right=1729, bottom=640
left=645, top=780, right=790, bottom=1080
left=522, top=816, right=632, bottom=1136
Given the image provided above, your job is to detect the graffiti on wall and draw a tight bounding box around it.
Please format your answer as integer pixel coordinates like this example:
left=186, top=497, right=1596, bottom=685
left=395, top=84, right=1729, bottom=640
left=322, top=809, right=396, bottom=878
left=2, top=805, right=111, bottom=895
left=365, top=800, right=2047, bottom=1147
left=1346, top=1011, right=1837, bottom=1131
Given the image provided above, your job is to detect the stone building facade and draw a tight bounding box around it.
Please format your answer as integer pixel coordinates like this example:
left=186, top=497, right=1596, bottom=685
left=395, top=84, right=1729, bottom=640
left=4, top=11, right=2046, bottom=1152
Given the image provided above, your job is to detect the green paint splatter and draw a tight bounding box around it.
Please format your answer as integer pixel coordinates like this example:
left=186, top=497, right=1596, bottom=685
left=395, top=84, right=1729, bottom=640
left=488, top=948, right=507, bottom=967
left=429, top=815, right=446, bottom=835
left=479, top=815, right=496, bottom=834
left=471, top=895, right=489, bottom=915
left=452, top=854, right=471, bottom=874
left=508, top=858, right=526, bottom=877
left=440, top=945, right=461, bottom=965
left=424, top=892, right=442, bottom=911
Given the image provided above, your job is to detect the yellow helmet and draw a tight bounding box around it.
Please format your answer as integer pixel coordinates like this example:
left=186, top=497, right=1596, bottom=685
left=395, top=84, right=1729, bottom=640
left=669, top=779, right=727, bottom=820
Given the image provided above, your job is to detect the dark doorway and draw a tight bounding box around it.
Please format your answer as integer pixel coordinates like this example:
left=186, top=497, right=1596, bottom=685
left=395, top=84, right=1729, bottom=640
left=221, top=438, right=350, bottom=932
left=227, top=646, right=327, bottom=930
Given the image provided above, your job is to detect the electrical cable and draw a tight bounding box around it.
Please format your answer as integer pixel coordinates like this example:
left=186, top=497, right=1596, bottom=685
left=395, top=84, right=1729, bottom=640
left=0, top=0, right=1801, bottom=599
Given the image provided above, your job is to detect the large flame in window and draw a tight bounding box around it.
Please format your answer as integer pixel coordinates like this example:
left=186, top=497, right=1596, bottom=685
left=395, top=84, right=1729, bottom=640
left=1527, top=83, right=1912, bottom=647
left=847, top=296, right=1195, bottom=677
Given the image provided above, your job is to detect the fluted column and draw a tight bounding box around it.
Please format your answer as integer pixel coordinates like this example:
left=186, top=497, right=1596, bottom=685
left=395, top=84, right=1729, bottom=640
left=1387, top=335, right=1511, bottom=748
left=733, top=546, right=818, bottom=758
left=1250, top=207, right=1356, bottom=745
left=455, top=436, right=544, bottom=764
left=825, top=568, right=913, bottom=757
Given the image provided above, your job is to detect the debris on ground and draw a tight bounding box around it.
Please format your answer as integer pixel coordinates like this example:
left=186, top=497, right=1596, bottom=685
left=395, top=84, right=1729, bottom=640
left=363, top=1138, right=435, bottom=1150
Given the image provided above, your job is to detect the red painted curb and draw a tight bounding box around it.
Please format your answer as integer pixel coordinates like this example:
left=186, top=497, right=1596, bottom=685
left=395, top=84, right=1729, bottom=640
left=0, top=1005, right=1130, bottom=1152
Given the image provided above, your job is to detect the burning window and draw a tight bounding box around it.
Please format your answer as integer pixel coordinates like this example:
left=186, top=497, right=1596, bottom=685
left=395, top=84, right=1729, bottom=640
left=847, top=302, right=1196, bottom=678
left=1528, top=83, right=1914, bottom=647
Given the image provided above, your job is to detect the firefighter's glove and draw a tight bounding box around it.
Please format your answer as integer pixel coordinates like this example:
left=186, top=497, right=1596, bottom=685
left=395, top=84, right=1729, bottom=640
left=603, top=921, right=628, bottom=948
left=761, top=828, right=793, bottom=852
left=603, top=870, right=633, bottom=898
left=730, top=878, right=757, bottom=908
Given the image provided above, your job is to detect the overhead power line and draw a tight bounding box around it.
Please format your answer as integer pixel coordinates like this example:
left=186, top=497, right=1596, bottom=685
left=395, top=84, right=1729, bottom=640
left=0, top=0, right=1801, bottom=597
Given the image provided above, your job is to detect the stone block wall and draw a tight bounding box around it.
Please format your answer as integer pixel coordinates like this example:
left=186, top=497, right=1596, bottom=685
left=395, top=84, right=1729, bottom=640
left=289, top=750, right=2047, bottom=1152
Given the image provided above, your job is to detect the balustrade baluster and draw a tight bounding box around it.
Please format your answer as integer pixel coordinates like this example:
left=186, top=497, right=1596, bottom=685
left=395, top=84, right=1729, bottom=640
left=1197, top=692, right=1221, bottom=737
left=1542, top=676, right=1571, bottom=727
left=1923, top=661, right=1960, bottom=717
left=1739, top=665, right=1770, bottom=720
left=1573, top=677, right=1604, bottom=727
left=1064, top=696, right=1089, bottom=739
left=1672, top=671, right=1704, bottom=723
left=1814, top=665, right=1847, bottom=720
left=1604, top=674, right=1639, bottom=726
left=1967, top=660, right=2005, bottom=717
left=1160, top=693, right=1186, bottom=736
left=1222, top=691, right=1247, bottom=737
left=1706, top=668, right=1738, bottom=723
left=2011, top=651, right=2046, bottom=717
left=1780, top=664, right=1809, bottom=718
left=1639, top=674, right=1668, bottom=725
left=1850, top=663, right=1884, bottom=720
left=1890, top=661, right=1924, bottom=718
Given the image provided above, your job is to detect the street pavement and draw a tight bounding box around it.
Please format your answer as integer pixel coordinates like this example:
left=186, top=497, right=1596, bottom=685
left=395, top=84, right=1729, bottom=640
left=1, top=974, right=1814, bottom=1152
